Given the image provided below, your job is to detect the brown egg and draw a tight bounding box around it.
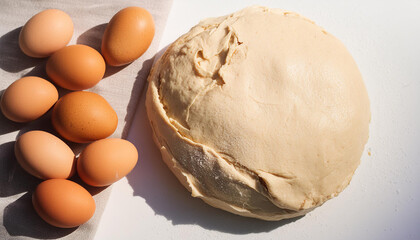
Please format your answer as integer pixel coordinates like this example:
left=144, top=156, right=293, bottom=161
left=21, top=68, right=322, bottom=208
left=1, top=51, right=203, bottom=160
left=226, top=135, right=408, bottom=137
left=46, top=45, right=106, bottom=90
left=101, top=7, right=155, bottom=66
left=15, top=130, right=75, bottom=179
left=19, top=9, right=73, bottom=58
left=32, top=179, right=95, bottom=228
left=0, top=76, right=58, bottom=122
left=77, top=138, right=138, bottom=186
left=51, top=91, right=118, bottom=143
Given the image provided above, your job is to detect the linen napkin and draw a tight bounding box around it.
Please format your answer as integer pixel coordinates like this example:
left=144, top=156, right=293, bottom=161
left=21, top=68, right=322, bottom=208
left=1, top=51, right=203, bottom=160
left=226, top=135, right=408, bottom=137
left=0, top=0, right=173, bottom=239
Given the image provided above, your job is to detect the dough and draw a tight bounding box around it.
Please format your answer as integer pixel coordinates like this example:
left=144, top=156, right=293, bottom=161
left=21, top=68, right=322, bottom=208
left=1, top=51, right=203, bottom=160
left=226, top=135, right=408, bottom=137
left=145, top=6, right=370, bottom=220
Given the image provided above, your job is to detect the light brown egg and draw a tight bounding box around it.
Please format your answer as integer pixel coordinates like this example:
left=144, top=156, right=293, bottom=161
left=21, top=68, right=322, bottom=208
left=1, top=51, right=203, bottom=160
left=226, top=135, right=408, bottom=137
left=0, top=76, right=58, bottom=123
left=32, top=179, right=95, bottom=228
left=51, top=91, right=118, bottom=143
left=19, top=9, right=73, bottom=58
left=77, top=138, right=138, bottom=186
left=15, top=130, right=75, bottom=180
left=101, top=7, right=155, bottom=66
left=46, top=45, right=106, bottom=90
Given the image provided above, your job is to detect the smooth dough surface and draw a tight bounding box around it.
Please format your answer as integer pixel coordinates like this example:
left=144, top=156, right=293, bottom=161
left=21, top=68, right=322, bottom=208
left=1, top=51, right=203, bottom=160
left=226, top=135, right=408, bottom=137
left=146, top=6, right=370, bottom=220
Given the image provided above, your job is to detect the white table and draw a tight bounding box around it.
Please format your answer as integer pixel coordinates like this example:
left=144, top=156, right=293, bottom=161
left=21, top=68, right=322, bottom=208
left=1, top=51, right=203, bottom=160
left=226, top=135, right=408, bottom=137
left=94, top=0, right=420, bottom=239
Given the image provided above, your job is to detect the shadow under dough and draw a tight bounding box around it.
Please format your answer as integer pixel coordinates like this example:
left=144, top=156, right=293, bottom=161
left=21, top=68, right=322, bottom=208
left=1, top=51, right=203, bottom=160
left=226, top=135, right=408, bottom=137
left=0, top=27, right=44, bottom=73
left=3, top=192, right=77, bottom=239
left=120, top=58, right=154, bottom=139
left=120, top=45, right=169, bottom=139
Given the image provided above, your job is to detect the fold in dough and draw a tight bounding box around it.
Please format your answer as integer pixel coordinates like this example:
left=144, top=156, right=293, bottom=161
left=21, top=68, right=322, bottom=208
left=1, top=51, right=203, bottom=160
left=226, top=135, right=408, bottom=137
left=145, top=6, right=370, bottom=220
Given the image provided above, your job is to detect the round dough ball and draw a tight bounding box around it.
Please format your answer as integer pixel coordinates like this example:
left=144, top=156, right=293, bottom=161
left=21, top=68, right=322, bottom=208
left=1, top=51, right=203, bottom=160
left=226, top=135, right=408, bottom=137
left=146, top=6, right=370, bottom=220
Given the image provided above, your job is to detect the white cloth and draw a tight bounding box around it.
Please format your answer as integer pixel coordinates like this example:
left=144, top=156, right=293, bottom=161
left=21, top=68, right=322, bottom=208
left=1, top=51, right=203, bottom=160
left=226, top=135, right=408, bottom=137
left=0, top=0, right=172, bottom=239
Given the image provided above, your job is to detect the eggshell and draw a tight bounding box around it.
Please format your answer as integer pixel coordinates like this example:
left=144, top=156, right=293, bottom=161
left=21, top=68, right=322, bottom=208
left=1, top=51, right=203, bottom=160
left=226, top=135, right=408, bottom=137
left=0, top=76, right=58, bottom=123
left=77, top=138, right=138, bottom=186
left=51, top=91, right=118, bottom=143
left=15, top=130, right=75, bottom=179
left=19, top=9, right=73, bottom=58
left=32, top=179, right=95, bottom=228
left=101, top=7, right=155, bottom=66
left=46, top=45, right=106, bottom=90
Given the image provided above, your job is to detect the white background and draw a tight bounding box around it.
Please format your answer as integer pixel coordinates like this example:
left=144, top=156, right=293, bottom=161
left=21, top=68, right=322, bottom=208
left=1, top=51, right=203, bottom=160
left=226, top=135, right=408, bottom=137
left=95, top=0, right=420, bottom=239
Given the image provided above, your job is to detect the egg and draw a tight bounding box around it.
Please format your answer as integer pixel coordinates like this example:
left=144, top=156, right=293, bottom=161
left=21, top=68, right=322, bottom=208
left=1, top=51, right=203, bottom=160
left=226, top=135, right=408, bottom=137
left=32, top=179, right=95, bottom=228
left=15, top=130, right=76, bottom=179
left=51, top=91, right=118, bottom=143
left=0, top=76, right=58, bottom=123
left=19, top=9, right=73, bottom=58
left=46, top=45, right=106, bottom=90
left=77, top=138, right=138, bottom=186
left=101, top=7, right=155, bottom=66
